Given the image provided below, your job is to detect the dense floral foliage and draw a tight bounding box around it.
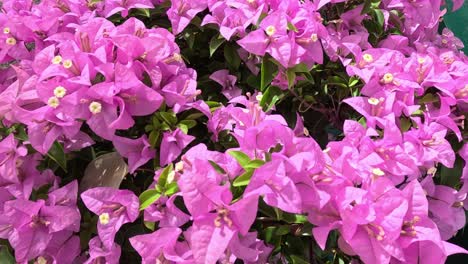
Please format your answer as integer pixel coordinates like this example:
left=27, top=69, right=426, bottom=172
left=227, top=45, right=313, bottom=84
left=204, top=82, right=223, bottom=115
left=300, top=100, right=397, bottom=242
left=0, top=0, right=467, bottom=263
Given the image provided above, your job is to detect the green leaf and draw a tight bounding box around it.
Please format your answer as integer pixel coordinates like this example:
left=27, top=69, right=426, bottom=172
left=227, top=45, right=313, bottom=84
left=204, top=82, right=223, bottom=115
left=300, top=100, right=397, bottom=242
left=228, top=150, right=251, bottom=167
left=290, top=255, right=309, bottom=264
left=157, top=164, right=174, bottom=189
left=244, top=159, right=265, bottom=169
left=286, top=69, right=296, bottom=89
left=209, top=34, right=225, bottom=57
left=290, top=63, right=310, bottom=73
left=373, top=9, right=385, bottom=28
left=184, top=31, right=196, bottom=50
left=263, top=225, right=290, bottom=243
left=177, top=123, right=189, bottom=134
left=326, top=76, right=348, bottom=88
left=419, top=93, right=439, bottom=104
left=164, top=182, right=179, bottom=196
left=260, top=56, right=278, bottom=91
left=224, top=43, right=241, bottom=70
left=400, top=117, right=412, bottom=132
left=287, top=22, right=298, bottom=32
left=159, top=112, right=177, bottom=126
left=152, top=116, right=161, bottom=128
left=260, top=86, right=283, bottom=112
left=281, top=213, right=309, bottom=224
left=208, top=160, right=227, bottom=174
left=361, top=0, right=381, bottom=14
left=134, top=8, right=150, bottom=17
left=439, top=157, right=464, bottom=188
left=348, top=77, right=360, bottom=87
left=206, top=101, right=222, bottom=109
left=233, top=169, right=254, bottom=187
left=14, top=125, right=28, bottom=141
left=0, top=246, right=15, bottom=264
left=148, top=130, right=160, bottom=148
left=47, top=141, right=67, bottom=172
left=139, top=189, right=161, bottom=210
left=184, top=112, right=205, bottom=120
left=144, top=221, right=155, bottom=231
left=178, top=120, right=197, bottom=129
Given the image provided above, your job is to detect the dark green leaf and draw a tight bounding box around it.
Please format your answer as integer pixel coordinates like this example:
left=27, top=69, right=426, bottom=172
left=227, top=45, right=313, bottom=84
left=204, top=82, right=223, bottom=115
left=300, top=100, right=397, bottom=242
left=184, top=112, right=205, bottom=120
left=439, top=157, right=464, bottom=188
left=209, top=34, right=225, bottom=57
left=178, top=120, right=197, bottom=129
left=148, top=130, right=161, bottom=148
left=47, top=141, right=67, bottom=172
left=0, top=246, right=15, bottom=264
left=208, top=160, right=227, bottom=174
left=134, top=8, right=150, bottom=17
left=260, top=86, right=283, bottom=111
left=286, top=69, right=296, bottom=89
left=290, top=63, right=310, bottom=73
left=260, top=56, right=278, bottom=91
left=159, top=112, right=177, bottom=126
left=152, top=116, right=161, bottom=128
left=224, top=43, right=241, bottom=70
left=290, top=255, right=309, bottom=264
left=373, top=9, right=385, bottom=28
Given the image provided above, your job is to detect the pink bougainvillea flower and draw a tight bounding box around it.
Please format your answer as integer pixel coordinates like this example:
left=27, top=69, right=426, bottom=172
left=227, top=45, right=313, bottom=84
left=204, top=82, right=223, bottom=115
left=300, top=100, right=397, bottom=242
left=144, top=195, right=191, bottom=227
left=244, top=159, right=302, bottom=213
left=37, top=231, right=81, bottom=264
left=0, top=134, right=28, bottom=183
left=167, top=0, right=208, bottom=34
left=81, top=187, right=139, bottom=249
left=423, top=179, right=466, bottom=240
left=403, top=120, right=455, bottom=168
left=188, top=194, right=259, bottom=263
left=84, top=236, right=121, bottom=264
left=102, top=0, right=154, bottom=18
left=337, top=178, right=408, bottom=264
left=113, top=135, right=154, bottom=173
left=209, top=69, right=242, bottom=100
left=130, top=227, right=193, bottom=263
left=160, top=128, right=194, bottom=166
left=391, top=180, right=468, bottom=263
left=238, top=11, right=294, bottom=67
left=3, top=193, right=81, bottom=262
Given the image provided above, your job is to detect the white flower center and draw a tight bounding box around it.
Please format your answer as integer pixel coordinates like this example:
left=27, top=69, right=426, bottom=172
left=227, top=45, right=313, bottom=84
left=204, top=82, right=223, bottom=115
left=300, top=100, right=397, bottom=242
left=265, top=26, right=276, bottom=36
left=63, top=59, right=73, bottom=69
left=47, top=97, right=60, bottom=108
left=362, top=54, right=373, bottom=63
left=52, top=55, right=63, bottom=64
left=89, top=101, right=102, bottom=114
left=5, top=37, right=16, bottom=45
left=53, top=86, right=67, bottom=98
left=310, top=33, right=318, bottom=42
left=99, top=213, right=110, bottom=225
left=382, top=73, right=394, bottom=84
left=371, top=168, right=385, bottom=176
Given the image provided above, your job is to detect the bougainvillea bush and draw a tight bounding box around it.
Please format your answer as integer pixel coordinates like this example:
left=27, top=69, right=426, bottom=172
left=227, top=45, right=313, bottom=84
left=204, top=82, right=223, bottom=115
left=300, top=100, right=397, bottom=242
left=1, top=0, right=468, bottom=263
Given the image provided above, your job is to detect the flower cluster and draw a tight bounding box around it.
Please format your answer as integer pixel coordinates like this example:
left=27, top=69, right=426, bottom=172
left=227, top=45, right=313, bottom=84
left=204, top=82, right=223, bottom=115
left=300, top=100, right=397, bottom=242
left=0, top=0, right=467, bottom=263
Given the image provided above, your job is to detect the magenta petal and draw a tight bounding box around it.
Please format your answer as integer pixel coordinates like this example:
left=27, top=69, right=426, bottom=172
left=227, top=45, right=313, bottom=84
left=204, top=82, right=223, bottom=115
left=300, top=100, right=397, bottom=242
left=237, top=29, right=268, bottom=56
